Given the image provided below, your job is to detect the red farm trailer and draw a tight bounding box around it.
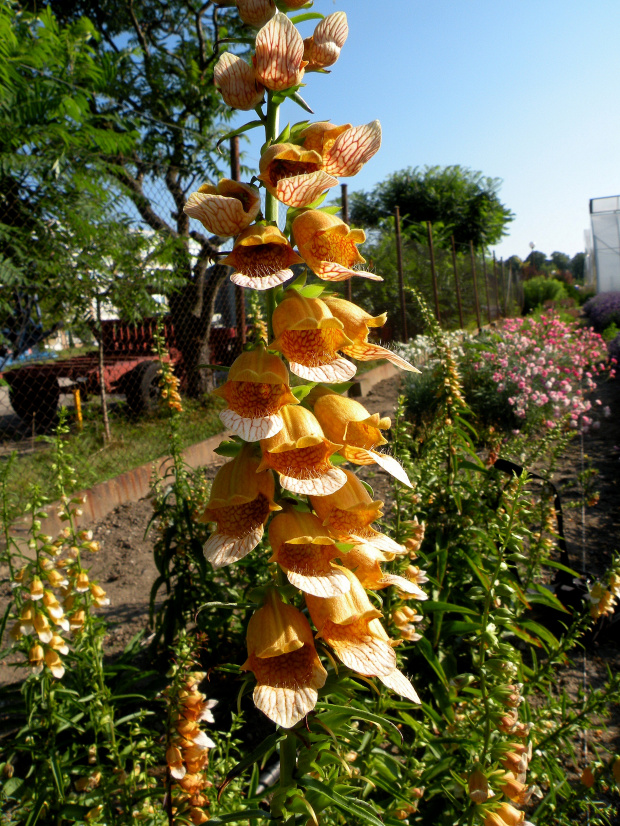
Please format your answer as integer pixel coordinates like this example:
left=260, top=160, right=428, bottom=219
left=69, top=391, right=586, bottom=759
left=2, top=318, right=241, bottom=427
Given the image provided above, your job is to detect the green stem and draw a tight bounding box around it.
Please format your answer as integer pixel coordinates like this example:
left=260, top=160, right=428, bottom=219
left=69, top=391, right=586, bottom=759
left=279, top=731, right=297, bottom=790
left=264, top=91, right=280, bottom=341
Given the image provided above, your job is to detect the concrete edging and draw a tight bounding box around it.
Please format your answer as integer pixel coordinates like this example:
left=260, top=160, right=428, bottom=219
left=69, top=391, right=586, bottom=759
left=10, top=359, right=401, bottom=539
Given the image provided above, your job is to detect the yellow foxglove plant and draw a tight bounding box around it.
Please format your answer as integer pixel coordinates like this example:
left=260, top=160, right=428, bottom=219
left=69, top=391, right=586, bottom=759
left=183, top=5, right=425, bottom=823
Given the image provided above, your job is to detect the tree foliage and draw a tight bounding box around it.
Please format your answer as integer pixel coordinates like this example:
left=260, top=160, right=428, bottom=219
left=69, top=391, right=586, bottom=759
left=349, top=164, right=514, bottom=248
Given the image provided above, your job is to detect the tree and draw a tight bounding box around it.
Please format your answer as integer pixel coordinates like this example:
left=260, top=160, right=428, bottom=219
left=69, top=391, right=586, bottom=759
left=550, top=251, right=571, bottom=273
left=0, top=2, right=144, bottom=355
left=349, top=165, right=514, bottom=249
left=47, top=0, right=249, bottom=395
left=570, top=252, right=586, bottom=282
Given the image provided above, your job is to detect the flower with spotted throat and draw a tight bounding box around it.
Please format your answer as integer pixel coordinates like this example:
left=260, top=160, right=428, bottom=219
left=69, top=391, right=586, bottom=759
left=212, top=346, right=299, bottom=440
left=253, top=13, right=307, bottom=92
left=184, top=179, right=261, bottom=237
left=270, top=289, right=356, bottom=382
left=257, top=404, right=347, bottom=496
left=299, top=120, right=382, bottom=178
left=310, top=388, right=411, bottom=486
left=302, top=12, right=348, bottom=72
left=310, top=469, right=406, bottom=556
left=268, top=508, right=351, bottom=597
left=292, top=210, right=381, bottom=282
left=214, top=53, right=265, bottom=110
left=198, top=445, right=280, bottom=568
left=258, top=143, right=337, bottom=208
left=323, top=296, right=420, bottom=372
left=305, top=568, right=419, bottom=702
left=242, top=590, right=327, bottom=728
left=221, top=224, right=304, bottom=291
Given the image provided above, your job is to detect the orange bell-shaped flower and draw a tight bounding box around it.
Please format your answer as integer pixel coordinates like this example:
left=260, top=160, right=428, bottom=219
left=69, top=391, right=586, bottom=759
left=235, top=0, right=275, bottom=28
left=322, top=296, right=420, bottom=372
left=310, top=469, right=406, bottom=556
left=303, top=12, right=348, bottom=72
left=292, top=210, right=381, bottom=282
left=214, top=53, right=265, bottom=110
left=268, top=508, right=351, bottom=597
left=184, top=179, right=261, bottom=237
left=258, top=143, right=337, bottom=208
left=257, top=405, right=346, bottom=496
left=221, top=224, right=304, bottom=290
left=198, top=445, right=280, bottom=568
left=253, top=13, right=307, bottom=92
left=310, top=389, right=411, bottom=486
left=339, top=543, right=427, bottom=600
left=242, top=591, right=327, bottom=728
left=305, top=568, right=420, bottom=702
left=270, top=290, right=356, bottom=382
left=299, top=120, right=382, bottom=178
left=212, top=345, right=299, bottom=440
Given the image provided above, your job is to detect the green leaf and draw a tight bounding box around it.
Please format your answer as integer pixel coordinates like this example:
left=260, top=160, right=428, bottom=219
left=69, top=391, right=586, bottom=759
left=416, top=637, right=449, bottom=689
left=290, top=91, right=314, bottom=114
left=208, top=811, right=272, bottom=825
left=315, top=702, right=403, bottom=741
left=541, top=558, right=581, bottom=578
left=325, top=381, right=353, bottom=394
left=214, top=440, right=242, bottom=457
left=292, top=383, right=317, bottom=400
left=2, top=777, right=24, bottom=797
left=299, top=778, right=384, bottom=826
left=289, top=13, right=325, bottom=24
left=298, top=284, right=326, bottom=299
left=422, top=601, right=478, bottom=615
left=216, top=119, right=265, bottom=152
left=526, top=585, right=569, bottom=614
left=218, top=732, right=284, bottom=797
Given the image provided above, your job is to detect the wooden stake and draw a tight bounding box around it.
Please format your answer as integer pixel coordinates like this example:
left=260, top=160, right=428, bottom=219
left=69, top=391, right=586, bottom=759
left=469, top=241, right=481, bottom=329
left=394, top=206, right=408, bottom=342
left=427, top=221, right=441, bottom=324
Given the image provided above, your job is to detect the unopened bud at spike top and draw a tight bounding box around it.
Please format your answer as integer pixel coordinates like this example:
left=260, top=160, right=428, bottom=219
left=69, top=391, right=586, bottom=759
left=253, top=13, right=307, bottom=92
left=303, top=12, right=348, bottom=72
left=235, top=0, right=275, bottom=28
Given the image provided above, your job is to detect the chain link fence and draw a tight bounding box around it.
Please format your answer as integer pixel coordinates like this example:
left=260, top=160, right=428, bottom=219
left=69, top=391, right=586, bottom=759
left=0, top=164, right=524, bottom=450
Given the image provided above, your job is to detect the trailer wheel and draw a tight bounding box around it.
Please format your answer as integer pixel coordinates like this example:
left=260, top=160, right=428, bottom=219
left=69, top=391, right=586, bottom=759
left=9, top=376, right=60, bottom=429
left=125, top=361, right=161, bottom=415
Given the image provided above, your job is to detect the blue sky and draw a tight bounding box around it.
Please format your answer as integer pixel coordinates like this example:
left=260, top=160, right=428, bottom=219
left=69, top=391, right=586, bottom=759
left=233, top=0, right=620, bottom=261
